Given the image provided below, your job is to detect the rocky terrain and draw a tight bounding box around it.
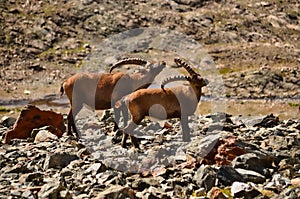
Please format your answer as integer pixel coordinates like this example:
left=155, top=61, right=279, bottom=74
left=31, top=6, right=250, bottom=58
left=0, top=0, right=300, bottom=198
left=0, top=111, right=300, bottom=198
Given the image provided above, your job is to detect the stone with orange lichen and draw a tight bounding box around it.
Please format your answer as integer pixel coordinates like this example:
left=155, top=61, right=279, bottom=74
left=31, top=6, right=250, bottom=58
left=202, top=136, right=247, bottom=166
left=3, top=105, right=66, bottom=144
left=207, top=187, right=227, bottom=199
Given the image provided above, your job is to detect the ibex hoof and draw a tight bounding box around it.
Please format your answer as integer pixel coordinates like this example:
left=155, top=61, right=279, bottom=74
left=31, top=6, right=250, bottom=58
left=130, top=136, right=140, bottom=149
left=113, top=125, right=119, bottom=132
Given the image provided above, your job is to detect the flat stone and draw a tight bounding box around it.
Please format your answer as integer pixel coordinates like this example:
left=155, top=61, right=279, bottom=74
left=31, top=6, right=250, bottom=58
left=235, top=168, right=266, bottom=184
left=38, top=181, right=66, bottom=199
left=19, top=172, right=43, bottom=184
left=231, top=152, right=274, bottom=175
left=85, top=162, right=107, bottom=176
left=231, top=182, right=261, bottom=198
left=44, top=152, right=79, bottom=170
left=95, top=185, right=136, bottom=199
left=1, top=116, right=16, bottom=128
left=194, top=165, right=217, bottom=192
left=291, top=178, right=300, bottom=187
left=216, top=166, right=244, bottom=186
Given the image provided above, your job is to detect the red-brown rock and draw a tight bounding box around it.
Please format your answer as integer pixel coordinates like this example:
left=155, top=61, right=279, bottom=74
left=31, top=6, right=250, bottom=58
left=3, top=105, right=66, bottom=144
left=201, top=136, right=247, bottom=165
left=207, top=187, right=227, bottom=199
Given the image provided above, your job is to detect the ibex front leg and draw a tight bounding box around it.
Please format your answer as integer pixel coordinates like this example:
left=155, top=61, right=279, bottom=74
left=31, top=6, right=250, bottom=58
left=181, top=115, right=191, bottom=142
left=121, top=121, right=140, bottom=148
left=67, top=104, right=82, bottom=138
left=113, top=107, right=121, bottom=131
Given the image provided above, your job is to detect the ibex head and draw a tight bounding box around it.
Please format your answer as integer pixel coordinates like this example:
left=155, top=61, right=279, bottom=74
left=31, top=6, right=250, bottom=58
left=161, top=58, right=208, bottom=91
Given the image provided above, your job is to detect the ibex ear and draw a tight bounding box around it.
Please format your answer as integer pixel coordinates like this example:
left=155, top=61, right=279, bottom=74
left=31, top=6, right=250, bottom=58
left=160, top=61, right=166, bottom=66
left=145, top=62, right=153, bottom=68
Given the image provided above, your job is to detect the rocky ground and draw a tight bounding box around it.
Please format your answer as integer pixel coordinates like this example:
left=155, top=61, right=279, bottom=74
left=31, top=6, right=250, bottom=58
left=0, top=111, right=300, bottom=198
left=1, top=0, right=300, bottom=198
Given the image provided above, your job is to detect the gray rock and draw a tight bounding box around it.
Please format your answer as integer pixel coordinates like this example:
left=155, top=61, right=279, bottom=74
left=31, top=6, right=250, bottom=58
left=131, top=177, right=160, bottom=191
left=265, top=174, right=291, bottom=190
left=96, top=171, right=119, bottom=185
left=4, top=163, right=32, bottom=174
left=59, top=190, right=72, bottom=199
left=278, top=187, right=300, bottom=199
left=44, top=152, right=79, bottom=170
left=60, top=168, right=74, bottom=177
left=206, top=112, right=233, bottom=123
left=38, top=181, right=67, bottom=199
left=136, top=186, right=170, bottom=199
left=278, top=158, right=299, bottom=178
left=267, top=135, right=300, bottom=151
left=235, top=168, right=266, bottom=184
left=19, top=172, right=43, bottom=185
left=0, top=173, right=19, bottom=181
left=85, top=162, right=107, bottom=176
left=95, top=185, right=136, bottom=199
left=0, top=116, right=16, bottom=128
left=104, top=174, right=127, bottom=187
left=231, top=182, right=261, bottom=198
left=194, top=165, right=217, bottom=192
left=231, top=152, right=274, bottom=175
left=189, top=130, right=221, bottom=159
left=33, top=129, right=59, bottom=143
left=216, top=166, right=244, bottom=186
left=237, top=114, right=279, bottom=128
left=21, top=189, right=34, bottom=198
left=194, top=188, right=206, bottom=197
left=267, top=15, right=287, bottom=28
left=11, top=190, right=22, bottom=198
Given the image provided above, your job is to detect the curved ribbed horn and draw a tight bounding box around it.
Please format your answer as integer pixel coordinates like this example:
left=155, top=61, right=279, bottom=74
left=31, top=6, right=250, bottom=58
left=109, top=58, right=148, bottom=73
left=161, top=75, right=191, bottom=91
left=174, top=58, right=198, bottom=77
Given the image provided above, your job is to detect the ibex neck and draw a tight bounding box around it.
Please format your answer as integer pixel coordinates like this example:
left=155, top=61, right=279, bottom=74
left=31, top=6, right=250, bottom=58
left=191, top=85, right=202, bottom=101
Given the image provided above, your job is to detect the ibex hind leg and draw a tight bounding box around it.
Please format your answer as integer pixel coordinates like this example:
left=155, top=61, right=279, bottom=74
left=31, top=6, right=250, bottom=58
left=113, top=107, right=121, bottom=132
left=130, top=135, right=140, bottom=149
left=67, top=109, right=74, bottom=136
left=121, top=104, right=129, bottom=127
left=121, top=121, right=139, bottom=148
left=181, top=116, right=191, bottom=142
left=67, top=104, right=82, bottom=138
left=113, top=101, right=129, bottom=131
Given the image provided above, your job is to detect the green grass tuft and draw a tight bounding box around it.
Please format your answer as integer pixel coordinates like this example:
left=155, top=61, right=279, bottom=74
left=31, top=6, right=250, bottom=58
left=288, top=102, right=300, bottom=107
left=0, top=106, right=11, bottom=113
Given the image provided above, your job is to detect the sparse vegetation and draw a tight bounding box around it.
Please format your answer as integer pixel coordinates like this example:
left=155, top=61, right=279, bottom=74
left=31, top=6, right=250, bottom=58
left=0, top=106, right=11, bottom=113
left=288, top=102, right=300, bottom=107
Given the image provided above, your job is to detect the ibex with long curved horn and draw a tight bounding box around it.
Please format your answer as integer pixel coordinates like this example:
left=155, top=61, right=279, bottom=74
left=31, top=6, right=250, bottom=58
left=61, top=58, right=166, bottom=138
left=117, top=58, right=208, bottom=148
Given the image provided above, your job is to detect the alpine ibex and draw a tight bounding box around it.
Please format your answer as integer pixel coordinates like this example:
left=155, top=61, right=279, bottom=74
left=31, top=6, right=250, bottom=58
left=61, top=58, right=166, bottom=137
left=118, top=58, right=208, bottom=148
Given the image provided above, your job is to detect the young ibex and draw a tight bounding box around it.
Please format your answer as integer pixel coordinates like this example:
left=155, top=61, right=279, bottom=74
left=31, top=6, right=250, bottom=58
left=61, top=58, right=166, bottom=137
left=118, top=58, right=208, bottom=148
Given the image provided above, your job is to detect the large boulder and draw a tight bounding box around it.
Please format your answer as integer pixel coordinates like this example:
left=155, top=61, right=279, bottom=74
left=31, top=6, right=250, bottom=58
left=3, top=105, right=66, bottom=144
